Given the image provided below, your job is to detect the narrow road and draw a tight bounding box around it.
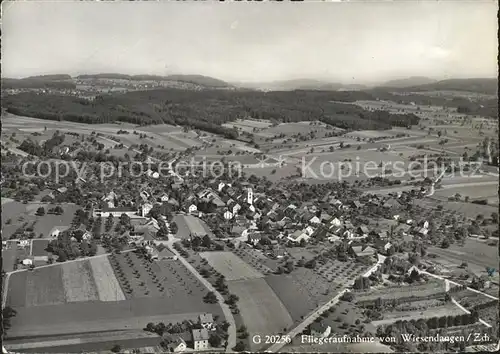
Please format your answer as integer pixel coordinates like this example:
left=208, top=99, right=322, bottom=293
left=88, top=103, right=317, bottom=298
left=265, top=255, right=386, bottom=353
left=451, top=298, right=492, bottom=328
left=165, top=237, right=236, bottom=352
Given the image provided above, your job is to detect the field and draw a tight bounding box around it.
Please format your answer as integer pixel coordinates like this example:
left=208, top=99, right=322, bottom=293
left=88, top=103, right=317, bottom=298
left=228, top=278, right=293, bottom=351
left=25, top=266, right=66, bottom=307
left=31, top=239, right=49, bottom=257
left=5, top=252, right=222, bottom=338
left=61, top=261, right=99, bottom=302
left=199, top=251, right=264, bottom=281
left=265, top=259, right=369, bottom=323
left=222, top=119, right=272, bottom=133
left=1, top=200, right=79, bottom=240
left=433, top=184, right=499, bottom=204
left=4, top=330, right=161, bottom=353
left=89, top=257, right=126, bottom=301
left=427, top=238, right=498, bottom=276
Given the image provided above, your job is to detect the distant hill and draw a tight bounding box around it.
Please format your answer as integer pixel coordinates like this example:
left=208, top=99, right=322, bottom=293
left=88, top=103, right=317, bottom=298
left=378, top=76, right=437, bottom=88
left=1, top=77, right=75, bottom=89
left=406, top=78, right=498, bottom=95
left=235, top=79, right=367, bottom=91
left=24, top=74, right=72, bottom=81
left=377, top=77, right=497, bottom=95
left=76, top=73, right=232, bottom=88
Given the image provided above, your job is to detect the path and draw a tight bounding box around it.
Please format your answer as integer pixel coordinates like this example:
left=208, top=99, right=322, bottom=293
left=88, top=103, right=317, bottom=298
left=165, top=237, right=236, bottom=352
left=265, top=255, right=386, bottom=352
left=421, top=270, right=498, bottom=300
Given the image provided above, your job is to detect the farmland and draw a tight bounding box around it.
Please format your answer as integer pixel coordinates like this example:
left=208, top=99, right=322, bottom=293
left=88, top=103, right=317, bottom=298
left=89, top=257, right=126, bottom=301
left=5, top=252, right=223, bottom=338
left=427, top=238, right=498, bottom=276
left=228, top=278, right=294, bottom=350
left=61, top=261, right=99, bottom=302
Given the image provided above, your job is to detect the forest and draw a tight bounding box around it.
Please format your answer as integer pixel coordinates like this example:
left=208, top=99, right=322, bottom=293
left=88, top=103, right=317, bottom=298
left=3, top=89, right=421, bottom=138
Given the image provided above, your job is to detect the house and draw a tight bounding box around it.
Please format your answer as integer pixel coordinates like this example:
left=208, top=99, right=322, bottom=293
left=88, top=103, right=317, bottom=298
left=375, top=239, right=393, bottom=253
left=93, top=206, right=138, bottom=218
left=351, top=200, right=363, bottom=209
left=22, top=257, right=34, bottom=266
left=357, top=225, right=369, bottom=236
left=417, top=227, right=429, bottom=236
left=309, top=215, right=321, bottom=225
left=287, top=229, right=310, bottom=243
left=159, top=194, right=169, bottom=202
left=351, top=245, right=376, bottom=260
left=199, top=313, right=215, bottom=331
left=50, top=226, right=69, bottom=238
left=228, top=201, right=241, bottom=215
left=330, top=217, right=342, bottom=227
left=309, top=321, right=331, bottom=337
left=19, top=240, right=30, bottom=248
left=167, top=198, right=180, bottom=208
left=187, top=204, right=198, bottom=214
left=165, top=335, right=187, bottom=352
left=247, top=233, right=262, bottom=246
left=231, top=225, right=248, bottom=238
left=223, top=210, right=233, bottom=220
left=192, top=328, right=209, bottom=350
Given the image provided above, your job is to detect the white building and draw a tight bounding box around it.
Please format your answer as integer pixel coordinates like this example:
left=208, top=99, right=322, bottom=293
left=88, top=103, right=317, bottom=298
left=247, top=187, right=253, bottom=205
left=141, top=203, right=153, bottom=217
left=192, top=328, right=209, bottom=350
left=188, top=204, right=198, bottom=214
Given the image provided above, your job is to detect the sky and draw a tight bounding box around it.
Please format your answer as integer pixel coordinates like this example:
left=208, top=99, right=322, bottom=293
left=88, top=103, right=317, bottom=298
left=1, top=1, right=498, bottom=84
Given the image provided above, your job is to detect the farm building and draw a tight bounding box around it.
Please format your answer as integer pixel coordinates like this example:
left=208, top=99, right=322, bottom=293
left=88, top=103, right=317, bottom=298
left=351, top=245, right=376, bottom=260
left=287, top=229, right=310, bottom=243
left=192, top=328, right=209, bottom=350
left=163, top=334, right=187, bottom=352
left=199, top=313, right=215, bottom=331
left=50, top=226, right=69, bottom=238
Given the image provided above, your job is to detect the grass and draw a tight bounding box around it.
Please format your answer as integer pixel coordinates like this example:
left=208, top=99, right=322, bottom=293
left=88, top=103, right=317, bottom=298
left=61, top=261, right=99, bottom=303
left=24, top=266, right=66, bottom=307
left=31, top=240, right=49, bottom=257
left=89, top=257, right=126, bottom=302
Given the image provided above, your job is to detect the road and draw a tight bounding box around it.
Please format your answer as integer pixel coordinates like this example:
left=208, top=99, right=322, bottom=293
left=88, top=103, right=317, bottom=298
left=164, top=236, right=236, bottom=352
left=451, top=298, right=492, bottom=328
left=265, top=255, right=386, bottom=353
